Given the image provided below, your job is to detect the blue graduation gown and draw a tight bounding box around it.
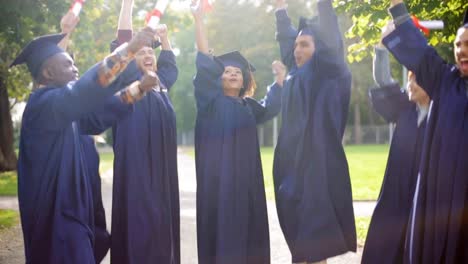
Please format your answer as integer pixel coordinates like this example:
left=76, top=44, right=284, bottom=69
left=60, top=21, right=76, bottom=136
left=384, top=19, right=468, bottom=263
left=81, top=136, right=111, bottom=263
left=110, top=51, right=180, bottom=264
left=362, top=83, right=426, bottom=264
left=272, top=1, right=356, bottom=261
left=17, top=62, right=139, bottom=264
left=194, top=52, right=281, bottom=264
left=79, top=96, right=134, bottom=262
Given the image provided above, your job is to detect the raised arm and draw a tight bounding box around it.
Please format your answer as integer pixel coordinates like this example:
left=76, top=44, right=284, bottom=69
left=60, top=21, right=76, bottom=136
left=373, top=45, right=395, bottom=87
left=79, top=71, right=159, bottom=134
left=118, top=0, right=133, bottom=31
left=246, top=61, right=285, bottom=124
left=110, top=0, right=134, bottom=52
left=275, top=0, right=297, bottom=69
left=154, top=24, right=178, bottom=90
left=316, top=0, right=343, bottom=55
left=191, top=0, right=210, bottom=55
left=58, top=11, right=80, bottom=50
left=31, top=28, right=158, bottom=130
left=382, top=1, right=448, bottom=99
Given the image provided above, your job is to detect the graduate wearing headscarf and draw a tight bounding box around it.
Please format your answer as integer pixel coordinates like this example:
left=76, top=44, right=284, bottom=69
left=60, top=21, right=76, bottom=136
left=191, top=1, right=284, bottom=263
left=272, top=0, right=356, bottom=262
left=362, top=45, right=430, bottom=264
left=109, top=1, right=180, bottom=263
left=383, top=1, right=468, bottom=263
left=13, top=26, right=159, bottom=263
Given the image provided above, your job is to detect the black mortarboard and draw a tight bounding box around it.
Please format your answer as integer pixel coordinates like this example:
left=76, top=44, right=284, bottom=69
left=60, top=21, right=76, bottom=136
left=298, top=16, right=319, bottom=37
left=10, top=33, right=66, bottom=78
left=215, top=51, right=256, bottom=72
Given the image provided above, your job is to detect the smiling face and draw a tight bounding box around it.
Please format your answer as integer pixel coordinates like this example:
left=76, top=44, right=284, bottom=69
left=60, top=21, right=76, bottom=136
left=454, top=27, right=468, bottom=77
left=40, top=52, right=79, bottom=87
left=135, top=46, right=157, bottom=72
left=221, top=66, right=244, bottom=97
left=294, top=34, right=315, bottom=68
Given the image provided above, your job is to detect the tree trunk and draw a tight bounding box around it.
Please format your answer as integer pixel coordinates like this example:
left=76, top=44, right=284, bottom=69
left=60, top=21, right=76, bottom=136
left=0, top=75, right=17, bottom=172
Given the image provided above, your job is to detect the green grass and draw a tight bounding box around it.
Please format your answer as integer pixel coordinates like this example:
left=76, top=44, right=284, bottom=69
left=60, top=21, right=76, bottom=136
left=356, top=216, right=371, bottom=246
left=345, top=144, right=389, bottom=200
left=0, top=171, right=18, bottom=196
left=262, top=144, right=389, bottom=201
left=0, top=209, right=19, bottom=230
left=182, top=144, right=389, bottom=201
left=99, top=152, right=114, bottom=174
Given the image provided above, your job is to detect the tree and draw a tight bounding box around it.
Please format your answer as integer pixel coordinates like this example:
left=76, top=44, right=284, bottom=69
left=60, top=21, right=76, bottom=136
left=335, top=0, right=468, bottom=62
left=0, top=0, right=72, bottom=171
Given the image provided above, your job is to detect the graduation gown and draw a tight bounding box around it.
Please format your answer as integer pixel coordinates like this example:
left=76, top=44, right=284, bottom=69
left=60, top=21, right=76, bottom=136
left=383, top=19, right=468, bottom=263
left=79, top=96, right=134, bottom=262
left=17, top=62, right=139, bottom=264
left=110, top=50, right=180, bottom=264
left=194, top=52, right=282, bottom=264
left=272, top=1, right=356, bottom=262
left=362, top=83, right=426, bottom=264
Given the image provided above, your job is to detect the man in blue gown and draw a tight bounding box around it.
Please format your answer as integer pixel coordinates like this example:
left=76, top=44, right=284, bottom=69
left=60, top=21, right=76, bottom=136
left=383, top=1, right=468, bottom=262
left=12, top=28, right=159, bottom=263
left=272, top=0, right=356, bottom=262
left=109, top=1, right=180, bottom=262
left=362, top=45, right=429, bottom=263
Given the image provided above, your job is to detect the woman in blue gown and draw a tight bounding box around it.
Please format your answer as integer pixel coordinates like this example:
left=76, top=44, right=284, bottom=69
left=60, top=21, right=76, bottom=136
left=191, top=1, right=284, bottom=263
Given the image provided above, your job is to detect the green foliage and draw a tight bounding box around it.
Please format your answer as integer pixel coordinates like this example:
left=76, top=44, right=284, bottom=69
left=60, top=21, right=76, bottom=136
left=261, top=144, right=389, bottom=201
left=0, top=209, right=19, bottom=230
left=335, top=0, right=468, bottom=62
left=0, top=0, right=70, bottom=102
left=0, top=171, right=18, bottom=196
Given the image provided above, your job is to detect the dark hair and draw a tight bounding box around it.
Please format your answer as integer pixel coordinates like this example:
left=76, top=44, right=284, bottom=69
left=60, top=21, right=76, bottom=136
left=239, top=69, right=256, bottom=98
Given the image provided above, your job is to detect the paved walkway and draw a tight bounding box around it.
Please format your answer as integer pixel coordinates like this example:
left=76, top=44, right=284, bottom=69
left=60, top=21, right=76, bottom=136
left=0, top=151, right=375, bottom=263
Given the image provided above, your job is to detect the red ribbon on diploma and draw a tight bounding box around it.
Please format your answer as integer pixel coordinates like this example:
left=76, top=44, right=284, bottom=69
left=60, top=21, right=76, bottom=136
left=411, top=16, right=430, bottom=36
left=70, top=0, right=86, bottom=15
left=145, top=9, right=163, bottom=24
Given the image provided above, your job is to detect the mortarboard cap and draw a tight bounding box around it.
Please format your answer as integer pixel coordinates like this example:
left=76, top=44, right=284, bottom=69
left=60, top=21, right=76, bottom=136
left=215, top=51, right=256, bottom=72
left=298, top=16, right=319, bottom=37
left=10, top=33, right=66, bottom=79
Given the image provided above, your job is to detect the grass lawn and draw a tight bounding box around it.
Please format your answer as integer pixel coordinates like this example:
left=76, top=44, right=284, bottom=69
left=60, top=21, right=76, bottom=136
left=0, top=171, right=18, bottom=196
left=99, top=152, right=115, bottom=174
left=356, top=216, right=371, bottom=246
left=260, top=144, right=389, bottom=201
left=182, top=144, right=389, bottom=201
left=0, top=209, right=19, bottom=230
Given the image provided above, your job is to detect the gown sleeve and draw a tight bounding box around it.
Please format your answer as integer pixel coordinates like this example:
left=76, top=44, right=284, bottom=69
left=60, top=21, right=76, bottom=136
left=275, top=9, right=298, bottom=70
left=78, top=96, right=133, bottom=135
left=26, top=60, right=140, bottom=131
left=369, top=82, right=412, bottom=123
left=193, top=52, right=224, bottom=112
left=383, top=5, right=451, bottom=100
left=157, top=50, right=178, bottom=91
left=245, top=83, right=282, bottom=124
left=314, top=0, right=348, bottom=76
